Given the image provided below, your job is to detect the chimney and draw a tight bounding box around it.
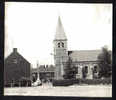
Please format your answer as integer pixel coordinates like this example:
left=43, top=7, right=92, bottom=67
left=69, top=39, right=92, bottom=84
left=13, top=48, right=17, bottom=53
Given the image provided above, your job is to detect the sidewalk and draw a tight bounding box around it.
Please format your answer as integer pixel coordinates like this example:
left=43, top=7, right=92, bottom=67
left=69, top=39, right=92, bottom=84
left=4, top=84, right=112, bottom=97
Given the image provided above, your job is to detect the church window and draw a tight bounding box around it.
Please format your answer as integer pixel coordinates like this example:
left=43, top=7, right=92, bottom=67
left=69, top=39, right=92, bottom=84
left=58, top=43, right=60, bottom=48
left=61, top=42, right=64, bottom=47
left=76, top=67, right=78, bottom=74
left=85, top=66, right=88, bottom=73
left=93, top=66, right=97, bottom=73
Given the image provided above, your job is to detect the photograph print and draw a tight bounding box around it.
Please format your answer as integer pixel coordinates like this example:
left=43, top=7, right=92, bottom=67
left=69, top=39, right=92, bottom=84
left=4, top=2, right=112, bottom=97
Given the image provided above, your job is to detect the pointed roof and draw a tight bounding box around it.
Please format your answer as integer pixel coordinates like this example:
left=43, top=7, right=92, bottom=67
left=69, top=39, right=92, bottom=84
left=54, top=16, right=67, bottom=40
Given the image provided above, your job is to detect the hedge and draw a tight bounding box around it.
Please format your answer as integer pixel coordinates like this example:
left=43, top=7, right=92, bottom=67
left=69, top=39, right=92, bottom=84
left=78, top=78, right=112, bottom=85
left=52, top=79, right=79, bottom=86
left=52, top=78, right=112, bottom=86
left=4, top=77, right=32, bottom=87
left=20, top=78, right=32, bottom=87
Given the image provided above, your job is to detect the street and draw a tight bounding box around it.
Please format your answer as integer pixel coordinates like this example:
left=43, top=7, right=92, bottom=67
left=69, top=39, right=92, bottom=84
left=4, top=84, right=112, bottom=97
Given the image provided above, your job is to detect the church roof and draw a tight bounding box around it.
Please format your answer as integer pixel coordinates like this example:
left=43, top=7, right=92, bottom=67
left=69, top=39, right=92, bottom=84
left=68, top=50, right=101, bottom=62
left=54, top=16, right=67, bottom=40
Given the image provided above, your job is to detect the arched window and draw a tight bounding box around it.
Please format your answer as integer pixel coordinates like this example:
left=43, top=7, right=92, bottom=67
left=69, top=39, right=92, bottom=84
left=82, top=66, right=88, bottom=79
left=85, top=66, right=88, bottom=73
left=58, top=43, right=60, bottom=48
left=76, top=66, right=78, bottom=74
left=93, top=66, right=97, bottom=73
left=61, top=42, right=64, bottom=47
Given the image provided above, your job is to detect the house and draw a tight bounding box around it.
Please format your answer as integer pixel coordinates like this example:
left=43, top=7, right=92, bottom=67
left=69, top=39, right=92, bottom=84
left=4, top=48, right=31, bottom=86
left=38, top=65, right=55, bottom=82
left=31, top=65, right=55, bottom=82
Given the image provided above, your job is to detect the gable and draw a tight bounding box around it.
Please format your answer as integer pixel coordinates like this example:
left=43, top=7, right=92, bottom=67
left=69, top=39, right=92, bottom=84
left=5, top=51, right=30, bottom=64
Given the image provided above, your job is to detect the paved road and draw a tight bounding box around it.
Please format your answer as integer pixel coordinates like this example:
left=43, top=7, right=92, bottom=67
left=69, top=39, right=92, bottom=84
left=4, top=84, right=112, bottom=97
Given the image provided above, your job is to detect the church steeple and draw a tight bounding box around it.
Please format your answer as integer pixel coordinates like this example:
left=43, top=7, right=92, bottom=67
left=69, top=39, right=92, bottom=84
left=53, top=16, right=68, bottom=80
left=55, top=16, right=67, bottom=40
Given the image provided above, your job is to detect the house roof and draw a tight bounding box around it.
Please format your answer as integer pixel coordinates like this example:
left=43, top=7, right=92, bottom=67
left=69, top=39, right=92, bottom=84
left=38, top=65, right=55, bottom=72
left=31, top=68, right=38, bottom=73
left=54, top=16, right=67, bottom=40
left=46, top=65, right=55, bottom=72
left=5, top=48, right=30, bottom=64
left=68, top=50, right=101, bottom=62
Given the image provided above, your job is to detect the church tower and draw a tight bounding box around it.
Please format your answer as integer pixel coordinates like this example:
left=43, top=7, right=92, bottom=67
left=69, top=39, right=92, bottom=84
left=53, top=16, right=68, bottom=80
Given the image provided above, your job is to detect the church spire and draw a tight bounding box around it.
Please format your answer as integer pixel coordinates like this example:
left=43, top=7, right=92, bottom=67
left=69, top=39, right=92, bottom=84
left=55, top=16, right=67, bottom=40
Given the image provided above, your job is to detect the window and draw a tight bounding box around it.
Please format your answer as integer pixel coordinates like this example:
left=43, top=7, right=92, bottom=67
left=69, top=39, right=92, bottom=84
left=76, top=67, right=78, bottom=74
left=58, top=43, right=60, bottom=48
left=85, top=66, right=88, bottom=73
left=62, top=42, right=64, bottom=47
left=13, top=58, right=17, bottom=64
left=58, top=42, right=64, bottom=48
left=93, top=66, right=97, bottom=73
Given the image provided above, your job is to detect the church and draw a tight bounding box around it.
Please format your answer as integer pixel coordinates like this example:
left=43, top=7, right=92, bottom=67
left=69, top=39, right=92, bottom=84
left=53, top=16, right=101, bottom=80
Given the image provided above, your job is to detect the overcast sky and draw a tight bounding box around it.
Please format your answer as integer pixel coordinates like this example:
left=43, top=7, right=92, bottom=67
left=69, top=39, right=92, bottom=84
left=5, top=2, right=112, bottom=68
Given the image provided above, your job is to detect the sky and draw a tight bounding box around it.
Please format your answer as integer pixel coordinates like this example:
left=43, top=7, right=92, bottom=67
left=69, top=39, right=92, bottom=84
left=5, top=2, right=112, bottom=68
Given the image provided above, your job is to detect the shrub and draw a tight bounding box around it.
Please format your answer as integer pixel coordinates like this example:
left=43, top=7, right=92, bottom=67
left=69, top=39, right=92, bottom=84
left=52, top=79, right=79, bottom=86
left=4, top=83, right=11, bottom=87
left=20, top=77, right=32, bottom=87
left=4, top=77, right=32, bottom=87
left=52, top=78, right=112, bottom=86
left=78, top=78, right=112, bottom=85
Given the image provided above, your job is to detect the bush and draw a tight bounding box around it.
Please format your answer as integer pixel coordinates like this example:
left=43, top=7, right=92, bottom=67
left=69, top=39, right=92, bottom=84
left=52, top=78, right=112, bottom=86
left=78, top=78, right=112, bottom=85
left=4, top=77, right=32, bottom=87
left=13, top=82, right=20, bottom=87
left=4, top=83, right=11, bottom=87
left=20, top=77, right=32, bottom=87
left=52, top=79, right=79, bottom=86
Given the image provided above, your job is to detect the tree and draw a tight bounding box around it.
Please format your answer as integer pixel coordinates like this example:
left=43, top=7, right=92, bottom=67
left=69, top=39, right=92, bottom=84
left=98, top=46, right=112, bottom=78
left=63, top=57, right=77, bottom=79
